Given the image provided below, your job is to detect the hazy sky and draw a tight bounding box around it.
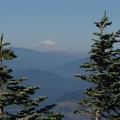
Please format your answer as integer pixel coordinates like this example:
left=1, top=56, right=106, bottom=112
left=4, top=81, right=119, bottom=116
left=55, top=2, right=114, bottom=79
left=0, top=0, right=120, bottom=52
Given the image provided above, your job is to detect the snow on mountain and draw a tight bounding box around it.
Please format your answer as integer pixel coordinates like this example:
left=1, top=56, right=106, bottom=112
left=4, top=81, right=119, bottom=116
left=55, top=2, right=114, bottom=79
left=32, top=40, right=72, bottom=53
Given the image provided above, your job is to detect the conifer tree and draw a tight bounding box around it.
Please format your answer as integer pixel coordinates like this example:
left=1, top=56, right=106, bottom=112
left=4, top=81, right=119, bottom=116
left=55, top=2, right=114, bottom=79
left=0, top=34, right=63, bottom=120
left=74, top=12, right=120, bottom=120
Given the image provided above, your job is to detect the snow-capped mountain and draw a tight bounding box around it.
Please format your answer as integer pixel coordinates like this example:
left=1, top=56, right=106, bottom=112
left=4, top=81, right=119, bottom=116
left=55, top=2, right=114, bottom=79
left=32, top=40, right=72, bottom=53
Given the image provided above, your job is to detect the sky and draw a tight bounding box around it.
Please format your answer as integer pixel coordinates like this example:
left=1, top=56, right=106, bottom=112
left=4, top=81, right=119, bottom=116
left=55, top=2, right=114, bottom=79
left=0, top=0, right=120, bottom=53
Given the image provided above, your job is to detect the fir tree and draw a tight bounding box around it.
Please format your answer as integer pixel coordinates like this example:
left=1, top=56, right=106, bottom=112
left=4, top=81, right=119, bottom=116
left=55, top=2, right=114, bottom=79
left=74, top=12, right=120, bottom=120
left=0, top=34, right=63, bottom=120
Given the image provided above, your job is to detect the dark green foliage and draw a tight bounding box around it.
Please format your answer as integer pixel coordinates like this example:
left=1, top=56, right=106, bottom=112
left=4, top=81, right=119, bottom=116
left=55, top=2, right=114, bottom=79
left=0, top=34, right=63, bottom=120
left=75, top=12, right=120, bottom=120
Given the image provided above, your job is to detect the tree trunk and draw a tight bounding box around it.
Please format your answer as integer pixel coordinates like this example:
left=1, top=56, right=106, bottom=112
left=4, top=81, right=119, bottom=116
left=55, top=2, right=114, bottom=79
left=95, top=110, right=101, bottom=120
left=0, top=36, right=3, bottom=116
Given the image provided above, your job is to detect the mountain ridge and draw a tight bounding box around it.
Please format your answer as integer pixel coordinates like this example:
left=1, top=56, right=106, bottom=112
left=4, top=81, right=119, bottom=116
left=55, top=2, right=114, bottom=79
left=52, top=57, right=89, bottom=79
left=5, top=46, right=81, bottom=71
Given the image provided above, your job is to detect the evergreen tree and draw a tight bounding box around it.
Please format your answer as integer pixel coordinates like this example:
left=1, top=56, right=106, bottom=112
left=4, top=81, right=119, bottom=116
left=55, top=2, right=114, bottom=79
left=0, top=34, right=63, bottom=120
left=74, top=12, right=120, bottom=120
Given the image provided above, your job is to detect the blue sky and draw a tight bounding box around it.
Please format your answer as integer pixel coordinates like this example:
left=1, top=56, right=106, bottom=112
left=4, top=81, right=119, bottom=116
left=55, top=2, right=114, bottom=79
left=0, top=0, right=120, bottom=52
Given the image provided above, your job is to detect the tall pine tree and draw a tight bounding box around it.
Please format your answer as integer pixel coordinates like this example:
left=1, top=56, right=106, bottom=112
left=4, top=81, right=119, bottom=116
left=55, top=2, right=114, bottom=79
left=74, top=12, right=120, bottom=120
left=0, top=34, right=63, bottom=120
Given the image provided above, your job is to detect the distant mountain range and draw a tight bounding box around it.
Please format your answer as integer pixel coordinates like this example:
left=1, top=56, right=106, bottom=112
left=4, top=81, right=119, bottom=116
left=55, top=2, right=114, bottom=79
left=5, top=47, right=83, bottom=71
left=4, top=46, right=90, bottom=120
left=4, top=46, right=90, bottom=97
left=12, top=68, right=89, bottom=99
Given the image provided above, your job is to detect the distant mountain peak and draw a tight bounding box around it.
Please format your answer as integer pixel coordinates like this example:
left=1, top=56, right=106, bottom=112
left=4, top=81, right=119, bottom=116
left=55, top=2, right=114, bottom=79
left=32, top=40, right=72, bottom=53
left=35, top=40, right=56, bottom=47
